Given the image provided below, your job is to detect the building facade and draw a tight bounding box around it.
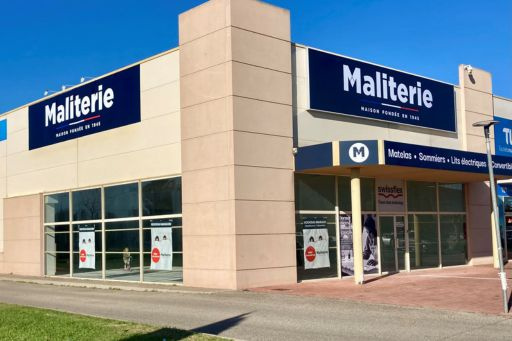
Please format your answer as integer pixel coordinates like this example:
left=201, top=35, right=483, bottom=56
left=0, top=0, right=511, bottom=289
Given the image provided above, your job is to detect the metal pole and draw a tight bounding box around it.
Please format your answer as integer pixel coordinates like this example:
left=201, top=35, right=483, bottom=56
left=484, top=126, right=509, bottom=313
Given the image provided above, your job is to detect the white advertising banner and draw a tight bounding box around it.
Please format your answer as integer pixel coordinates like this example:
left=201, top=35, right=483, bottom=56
left=303, top=228, right=330, bottom=269
left=150, top=227, right=173, bottom=271
left=376, top=179, right=405, bottom=212
left=78, top=227, right=95, bottom=269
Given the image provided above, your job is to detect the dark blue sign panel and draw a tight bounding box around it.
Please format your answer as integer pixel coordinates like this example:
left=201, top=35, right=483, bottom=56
left=494, top=116, right=512, bottom=157
left=29, top=65, right=140, bottom=150
left=384, top=141, right=512, bottom=176
left=340, top=140, right=378, bottom=166
left=308, top=49, right=456, bottom=132
left=0, top=119, right=6, bottom=141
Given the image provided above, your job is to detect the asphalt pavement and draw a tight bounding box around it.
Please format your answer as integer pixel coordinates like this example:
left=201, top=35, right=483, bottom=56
left=0, top=279, right=511, bottom=340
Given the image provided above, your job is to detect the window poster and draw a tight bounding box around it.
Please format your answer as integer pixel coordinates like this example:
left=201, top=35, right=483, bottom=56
left=376, top=179, right=404, bottom=212
left=340, top=213, right=378, bottom=275
left=150, top=227, right=173, bottom=271
left=303, top=228, right=330, bottom=269
left=78, top=226, right=95, bottom=269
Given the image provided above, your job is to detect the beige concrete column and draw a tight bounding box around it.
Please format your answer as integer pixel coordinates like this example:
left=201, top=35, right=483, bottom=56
left=350, top=168, right=364, bottom=284
left=179, top=0, right=295, bottom=289
left=459, top=66, right=497, bottom=267
left=458, top=65, right=494, bottom=153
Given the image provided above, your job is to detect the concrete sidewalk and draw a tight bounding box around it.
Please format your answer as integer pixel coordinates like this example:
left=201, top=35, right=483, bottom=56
left=252, top=264, right=512, bottom=315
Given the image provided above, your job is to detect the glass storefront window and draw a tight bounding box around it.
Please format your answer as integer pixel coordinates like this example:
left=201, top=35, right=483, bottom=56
left=105, top=253, right=140, bottom=281
left=408, top=214, right=439, bottom=269
left=72, top=188, right=101, bottom=221
left=407, top=181, right=437, bottom=212
left=142, top=178, right=182, bottom=216
left=43, top=177, right=183, bottom=283
left=106, top=230, right=140, bottom=252
left=338, top=177, right=375, bottom=212
left=439, top=184, right=465, bottom=212
left=440, top=215, right=467, bottom=266
left=45, top=232, right=70, bottom=253
left=143, top=253, right=183, bottom=283
left=295, top=174, right=335, bottom=211
left=45, top=253, right=70, bottom=276
left=105, top=183, right=139, bottom=219
left=44, top=193, right=69, bottom=223
left=296, top=213, right=337, bottom=280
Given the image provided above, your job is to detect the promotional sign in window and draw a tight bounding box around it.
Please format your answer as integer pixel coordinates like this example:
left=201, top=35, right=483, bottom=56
left=28, top=65, right=141, bottom=150
left=78, top=226, right=95, bottom=269
left=0, top=119, right=6, bottom=141
left=494, top=116, right=512, bottom=157
left=339, top=213, right=378, bottom=275
left=150, top=227, right=173, bottom=271
left=303, top=228, right=330, bottom=269
left=376, top=179, right=405, bottom=212
left=308, top=48, right=456, bottom=132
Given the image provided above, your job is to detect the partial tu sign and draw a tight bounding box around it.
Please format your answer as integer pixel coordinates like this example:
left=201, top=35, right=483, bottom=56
left=305, top=246, right=316, bottom=262
left=349, top=143, right=369, bottom=163
left=151, top=247, right=161, bottom=263
left=80, top=249, right=86, bottom=262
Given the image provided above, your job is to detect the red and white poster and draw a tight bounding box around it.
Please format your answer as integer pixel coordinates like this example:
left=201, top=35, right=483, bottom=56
left=78, top=227, right=95, bottom=269
left=303, top=228, right=330, bottom=269
left=150, top=227, right=173, bottom=270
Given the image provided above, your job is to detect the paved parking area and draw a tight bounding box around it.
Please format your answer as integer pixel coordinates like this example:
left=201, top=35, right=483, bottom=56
left=252, top=264, right=512, bottom=315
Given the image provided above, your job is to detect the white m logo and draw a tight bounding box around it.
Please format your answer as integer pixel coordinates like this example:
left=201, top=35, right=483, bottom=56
left=349, top=143, right=369, bottom=163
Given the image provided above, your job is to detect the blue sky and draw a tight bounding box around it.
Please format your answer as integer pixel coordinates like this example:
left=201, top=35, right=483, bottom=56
left=0, top=0, right=510, bottom=113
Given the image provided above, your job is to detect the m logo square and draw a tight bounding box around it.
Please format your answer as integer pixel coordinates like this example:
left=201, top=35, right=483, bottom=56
left=349, top=143, right=369, bottom=163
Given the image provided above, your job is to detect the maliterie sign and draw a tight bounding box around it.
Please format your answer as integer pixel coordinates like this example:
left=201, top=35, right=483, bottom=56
left=29, top=65, right=140, bottom=150
left=308, top=48, right=456, bottom=132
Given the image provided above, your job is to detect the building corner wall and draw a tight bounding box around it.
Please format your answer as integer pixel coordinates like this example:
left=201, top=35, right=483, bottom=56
left=1, top=193, right=43, bottom=276
left=180, top=0, right=296, bottom=289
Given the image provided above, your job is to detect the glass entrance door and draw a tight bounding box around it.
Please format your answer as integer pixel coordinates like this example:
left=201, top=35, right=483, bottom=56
left=379, top=216, right=406, bottom=273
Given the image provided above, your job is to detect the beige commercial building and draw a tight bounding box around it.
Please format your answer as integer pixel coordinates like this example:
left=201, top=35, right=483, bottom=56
left=1, top=0, right=511, bottom=289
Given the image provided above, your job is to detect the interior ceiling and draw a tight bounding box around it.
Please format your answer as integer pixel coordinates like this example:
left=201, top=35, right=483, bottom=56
left=298, top=165, right=512, bottom=182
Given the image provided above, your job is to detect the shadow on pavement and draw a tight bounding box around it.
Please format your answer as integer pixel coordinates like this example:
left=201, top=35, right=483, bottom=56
left=120, top=312, right=252, bottom=340
left=363, top=272, right=397, bottom=284
left=192, top=312, right=252, bottom=334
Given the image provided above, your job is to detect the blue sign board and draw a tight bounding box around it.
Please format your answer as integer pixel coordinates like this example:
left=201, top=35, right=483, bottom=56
left=29, top=65, right=141, bottom=150
left=384, top=141, right=512, bottom=176
left=308, top=48, right=456, bottom=132
left=339, top=140, right=378, bottom=166
left=0, top=119, right=6, bottom=141
left=494, top=116, right=512, bottom=157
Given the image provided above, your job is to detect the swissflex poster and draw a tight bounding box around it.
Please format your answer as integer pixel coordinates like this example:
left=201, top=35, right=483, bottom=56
left=150, top=227, right=173, bottom=270
left=376, top=179, right=405, bottom=212
left=340, top=214, right=378, bottom=275
left=78, top=226, right=95, bottom=269
left=303, top=228, right=330, bottom=269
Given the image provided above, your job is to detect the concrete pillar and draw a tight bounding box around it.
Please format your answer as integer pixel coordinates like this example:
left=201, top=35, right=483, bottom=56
left=350, top=168, right=364, bottom=284
left=179, top=0, right=296, bottom=289
left=459, top=66, right=497, bottom=267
